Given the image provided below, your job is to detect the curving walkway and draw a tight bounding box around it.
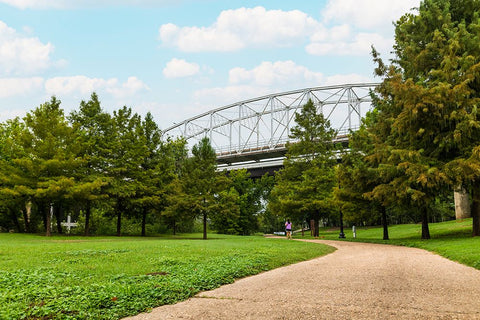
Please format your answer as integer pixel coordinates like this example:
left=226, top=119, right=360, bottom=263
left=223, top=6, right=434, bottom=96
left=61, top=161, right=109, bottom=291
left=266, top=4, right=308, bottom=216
left=124, top=240, right=480, bottom=320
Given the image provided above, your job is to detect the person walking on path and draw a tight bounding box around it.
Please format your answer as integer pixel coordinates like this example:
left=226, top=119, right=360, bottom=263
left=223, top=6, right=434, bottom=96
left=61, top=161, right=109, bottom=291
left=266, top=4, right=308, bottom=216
left=285, top=220, right=292, bottom=239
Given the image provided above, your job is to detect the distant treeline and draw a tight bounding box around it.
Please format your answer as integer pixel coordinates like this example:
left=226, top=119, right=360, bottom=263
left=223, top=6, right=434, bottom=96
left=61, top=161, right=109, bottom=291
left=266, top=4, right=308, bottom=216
left=0, top=93, right=276, bottom=237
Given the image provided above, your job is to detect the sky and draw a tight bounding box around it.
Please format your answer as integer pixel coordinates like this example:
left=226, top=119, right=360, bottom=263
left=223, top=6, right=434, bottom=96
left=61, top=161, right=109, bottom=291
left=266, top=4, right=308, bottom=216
left=0, top=0, right=420, bottom=130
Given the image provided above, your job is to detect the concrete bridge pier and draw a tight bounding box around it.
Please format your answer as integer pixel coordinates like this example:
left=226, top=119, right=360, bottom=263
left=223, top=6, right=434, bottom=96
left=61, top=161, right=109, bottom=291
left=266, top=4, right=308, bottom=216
left=454, top=186, right=471, bottom=219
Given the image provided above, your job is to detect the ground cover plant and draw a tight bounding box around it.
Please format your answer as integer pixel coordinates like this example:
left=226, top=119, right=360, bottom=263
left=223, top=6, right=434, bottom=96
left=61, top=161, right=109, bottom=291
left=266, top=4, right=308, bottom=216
left=296, top=218, right=480, bottom=270
left=0, top=233, right=334, bottom=320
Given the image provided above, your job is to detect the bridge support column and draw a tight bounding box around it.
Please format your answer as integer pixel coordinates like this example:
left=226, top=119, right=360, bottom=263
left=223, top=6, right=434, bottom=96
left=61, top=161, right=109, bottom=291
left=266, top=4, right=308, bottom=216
left=454, top=186, right=471, bottom=220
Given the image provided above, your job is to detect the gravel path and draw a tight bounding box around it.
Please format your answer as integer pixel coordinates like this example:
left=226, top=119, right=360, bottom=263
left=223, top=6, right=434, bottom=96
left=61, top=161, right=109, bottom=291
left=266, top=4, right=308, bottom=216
left=124, top=240, right=480, bottom=320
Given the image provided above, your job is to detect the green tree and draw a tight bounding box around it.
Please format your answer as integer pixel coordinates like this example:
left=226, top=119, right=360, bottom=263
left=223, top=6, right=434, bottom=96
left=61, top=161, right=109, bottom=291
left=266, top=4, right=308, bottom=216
left=161, top=138, right=190, bottom=235
left=370, top=0, right=480, bottom=237
left=0, top=119, right=31, bottom=232
left=210, top=186, right=240, bottom=234
left=336, top=111, right=391, bottom=240
left=229, top=169, right=263, bottom=235
left=180, top=137, right=235, bottom=239
left=135, top=112, right=163, bottom=236
left=185, top=137, right=218, bottom=240
left=269, top=99, right=338, bottom=237
left=256, top=174, right=277, bottom=234
left=17, top=97, right=80, bottom=236
left=69, top=93, right=110, bottom=235
left=106, top=106, right=147, bottom=236
left=210, top=169, right=266, bottom=235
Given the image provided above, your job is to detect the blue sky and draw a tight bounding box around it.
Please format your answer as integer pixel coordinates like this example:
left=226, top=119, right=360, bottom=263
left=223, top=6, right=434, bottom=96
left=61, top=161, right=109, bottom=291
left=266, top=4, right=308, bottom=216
left=0, top=0, right=419, bottom=129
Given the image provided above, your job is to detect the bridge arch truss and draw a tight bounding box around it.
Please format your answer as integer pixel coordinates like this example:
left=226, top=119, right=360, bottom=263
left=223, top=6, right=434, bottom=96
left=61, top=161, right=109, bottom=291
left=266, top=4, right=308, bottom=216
left=162, top=83, right=379, bottom=165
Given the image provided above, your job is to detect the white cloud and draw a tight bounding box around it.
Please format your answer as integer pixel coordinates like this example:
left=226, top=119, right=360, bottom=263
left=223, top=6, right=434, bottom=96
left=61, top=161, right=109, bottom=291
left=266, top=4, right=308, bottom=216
left=0, top=108, right=28, bottom=122
left=0, top=21, right=55, bottom=75
left=159, top=6, right=319, bottom=52
left=193, top=61, right=373, bottom=113
left=322, top=0, right=419, bottom=30
left=163, top=58, right=200, bottom=78
left=45, top=75, right=149, bottom=98
left=0, top=75, right=148, bottom=102
left=306, top=1, right=408, bottom=57
left=107, top=76, right=150, bottom=99
left=45, top=76, right=114, bottom=96
left=229, top=61, right=324, bottom=87
left=307, top=32, right=393, bottom=56
left=0, top=0, right=183, bottom=9
left=157, top=3, right=415, bottom=57
left=0, top=77, right=44, bottom=98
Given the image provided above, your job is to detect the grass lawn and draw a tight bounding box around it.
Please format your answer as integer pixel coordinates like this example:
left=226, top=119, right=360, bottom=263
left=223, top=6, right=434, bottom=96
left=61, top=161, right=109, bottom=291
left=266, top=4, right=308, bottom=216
left=0, top=233, right=334, bottom=320
left=293, top=218, right=480, bottom=270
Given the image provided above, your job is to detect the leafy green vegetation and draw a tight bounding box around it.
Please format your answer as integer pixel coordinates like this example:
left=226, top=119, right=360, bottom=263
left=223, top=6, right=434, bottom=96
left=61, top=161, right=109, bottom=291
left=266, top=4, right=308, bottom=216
left=296, top=218, right=480, bottom=270
left=0, top=95, right=274, bottom=239
left=0, top=233, right=334, bottom=320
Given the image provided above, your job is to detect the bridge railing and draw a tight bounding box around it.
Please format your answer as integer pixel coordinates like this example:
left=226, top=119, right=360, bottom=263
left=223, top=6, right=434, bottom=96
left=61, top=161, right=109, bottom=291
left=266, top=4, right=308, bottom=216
left=215, top=126, right=356, bottom=157
left=162, top=83, right=378, bottom=163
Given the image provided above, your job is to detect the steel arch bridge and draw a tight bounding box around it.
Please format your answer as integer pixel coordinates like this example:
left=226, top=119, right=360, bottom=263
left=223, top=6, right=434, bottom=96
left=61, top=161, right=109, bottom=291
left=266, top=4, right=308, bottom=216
left=162, top=83, right=379, bottom=168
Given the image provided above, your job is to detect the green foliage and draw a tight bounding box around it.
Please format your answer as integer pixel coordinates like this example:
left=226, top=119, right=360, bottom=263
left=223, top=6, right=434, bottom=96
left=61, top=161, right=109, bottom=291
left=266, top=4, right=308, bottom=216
left=175, top=137, right=240, bottom=239
left=210, top=187, right=241, bottom=234
left=0, top=233, right=334, bottom=320
left=212, top=169, right=272, bottom=236
left=365, top=0, right=480, bottom=237
left=269, top=99, right=339, bottom=236
left=6, top=97, right=85, bottom=236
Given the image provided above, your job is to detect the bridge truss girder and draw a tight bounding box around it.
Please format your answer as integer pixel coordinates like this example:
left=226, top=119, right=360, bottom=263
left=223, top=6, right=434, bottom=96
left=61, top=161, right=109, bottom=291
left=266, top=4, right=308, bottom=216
left=162, top=83, right=379, bottom=164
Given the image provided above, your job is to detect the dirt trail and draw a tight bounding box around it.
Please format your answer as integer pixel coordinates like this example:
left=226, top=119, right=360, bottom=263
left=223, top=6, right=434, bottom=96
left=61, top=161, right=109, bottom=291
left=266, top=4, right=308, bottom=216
left=123, top=240, right=480, bottom=320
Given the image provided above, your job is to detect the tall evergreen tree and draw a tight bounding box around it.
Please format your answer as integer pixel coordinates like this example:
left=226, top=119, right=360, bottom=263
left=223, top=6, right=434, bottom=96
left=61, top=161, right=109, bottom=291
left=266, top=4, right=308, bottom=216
left=0, top=119, right=32, bottom=232
left=162, top=138, right=189, bottom=235
left=106, top=106, right=147, bottom=236
left=69, top=93, right=110, bottom=235
left=18, top=97, right=80, bottom=236
left=180, top=137, right=233, bottom=239
left=134, top=112, right=179, bottom=236
left=269, top=99, right=338, bottom=237
left=370, top=0, right=480, bottom=237
left=336, top=112, right=390, bottom=240
left=229, top=169, right=262, bottom=235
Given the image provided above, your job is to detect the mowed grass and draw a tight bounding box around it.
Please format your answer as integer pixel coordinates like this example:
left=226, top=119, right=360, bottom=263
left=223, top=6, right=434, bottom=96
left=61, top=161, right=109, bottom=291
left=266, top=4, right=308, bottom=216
left=295, top=218, right=480, bottom=270
left=0, top=233, right=334, bottom=320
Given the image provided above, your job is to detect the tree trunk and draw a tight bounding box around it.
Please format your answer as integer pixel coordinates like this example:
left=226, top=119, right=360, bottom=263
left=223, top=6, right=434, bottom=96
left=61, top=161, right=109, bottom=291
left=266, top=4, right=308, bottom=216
left=23, top=201, right=31, bottom=233
left=471, top=181, right=480, bottom=236
left=45, top=204, right=52, bottom=237
left=116, top=199, right=122, bottom=237
left=313, top=210, right=320, bottom=238
left=141, top=206, right=147, bottom=237
left=454, top=185, right=471, bottom=219
left=172, top=219, right=176, bottom=236
left=54, top=204, right=63, bottom=234
left=381, top=205, right=389, bottom=240
left=421, top=206, right=430, bottom=240
left=40, top=202, right=47, bottom=232
left=339, top=209, right=345, bottom=238
left=203, top=212, right=207, bottom=240
left=10, top=208, right=21, bottom=232
left=84, top=201, right=91, bottom=236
